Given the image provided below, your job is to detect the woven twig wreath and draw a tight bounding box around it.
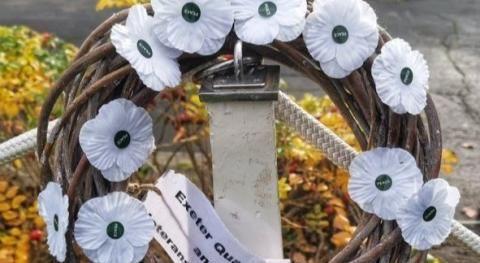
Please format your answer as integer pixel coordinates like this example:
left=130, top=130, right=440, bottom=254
left=36, top=1, right=444, bottom=263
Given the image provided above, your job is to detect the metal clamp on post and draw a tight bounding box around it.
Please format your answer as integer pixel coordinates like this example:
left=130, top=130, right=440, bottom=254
left=199, top=40, right=280, bottom=102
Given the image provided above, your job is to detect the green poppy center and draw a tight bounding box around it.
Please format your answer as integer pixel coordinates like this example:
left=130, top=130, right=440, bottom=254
left=106, top=221, right=125, bottom=239
left=182, top=2, right=201, bottom=23
left=375, top=174, right=392, bottom=191
left=114, top=130, right=131, bottom=149
left=332, top=25, right=349, bottom=44
left=258, top=2, right=277, bottom=18
left=423, top=206, right=437, bottom=222
left=137, top=40, right=153, bottom=59
left=400, top=67, right=414, bottom=85
left=53, top=214, right=59, bottom=232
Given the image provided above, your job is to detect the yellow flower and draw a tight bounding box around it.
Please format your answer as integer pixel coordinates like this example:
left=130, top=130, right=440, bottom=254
left=441, top=149, right=459, bottom=175
left=0, top=181, right=8, bottom=193
left=9, top=228, right=22, bottom=237
left=11, top=195, right=27, bottom=209
left=278, top=178, right=292, bottom=200
left=0, top=202, right=11, bottom=212
left=96, top=0, right=148, bottom=10
left=0, top=236, right=17, bottom=246
left=2, top=210, right=18, bottom=221
left=5, top=186, right=19, bottom=199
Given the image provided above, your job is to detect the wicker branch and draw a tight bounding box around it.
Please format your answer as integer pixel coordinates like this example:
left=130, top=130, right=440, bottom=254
left=36, top=4, right=443, bottom=262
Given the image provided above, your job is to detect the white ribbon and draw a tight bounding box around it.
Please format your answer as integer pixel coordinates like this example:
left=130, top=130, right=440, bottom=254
left=144, top=171, right=290, bottom=263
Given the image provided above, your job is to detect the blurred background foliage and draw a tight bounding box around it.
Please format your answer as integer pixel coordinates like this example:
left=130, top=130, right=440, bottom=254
left=0, top=1, right=459, bottom=262
left=0, top=26, right=76, bottom=140
left=0, top=26, right=76, bottom=262
left=95, top=0, right=148, bottom=10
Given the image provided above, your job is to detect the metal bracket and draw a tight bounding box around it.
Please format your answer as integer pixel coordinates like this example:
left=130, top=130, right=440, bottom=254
left=199, top=41, right=280, bottom=103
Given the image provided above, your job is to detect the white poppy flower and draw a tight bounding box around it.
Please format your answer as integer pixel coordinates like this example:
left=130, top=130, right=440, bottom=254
left=397, top=179, right=460, bottom=250
left=232, top=0, right=307, bottom=45
left=152, top=0, right=234, bottom=55
left=372, top=38, right=430, bottom=115
left=79, top=99, right=155, bottom=182
left=38, top=182, right=69, bottom=262
left=74, top=192, right=155, bottom=263
left=348, top=148, right=423, bottom=220
left=304, top=0, right=379, bottom=78
left=111, top=5, right=182, bottom=92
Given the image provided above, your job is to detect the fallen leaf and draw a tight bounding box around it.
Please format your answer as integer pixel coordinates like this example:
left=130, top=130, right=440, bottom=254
left=461, top=143, right=475, bottom=150
left=462, top=207, right=479, bottom=219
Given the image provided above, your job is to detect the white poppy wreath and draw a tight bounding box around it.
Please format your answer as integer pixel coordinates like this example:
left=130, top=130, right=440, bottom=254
left=35, top=0, right=459, bottom=262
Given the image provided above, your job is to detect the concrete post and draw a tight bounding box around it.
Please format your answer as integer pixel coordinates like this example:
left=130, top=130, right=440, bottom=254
left=199, top=50, right=284, bottom=259
left=206, top=101, right=283, bottom=259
